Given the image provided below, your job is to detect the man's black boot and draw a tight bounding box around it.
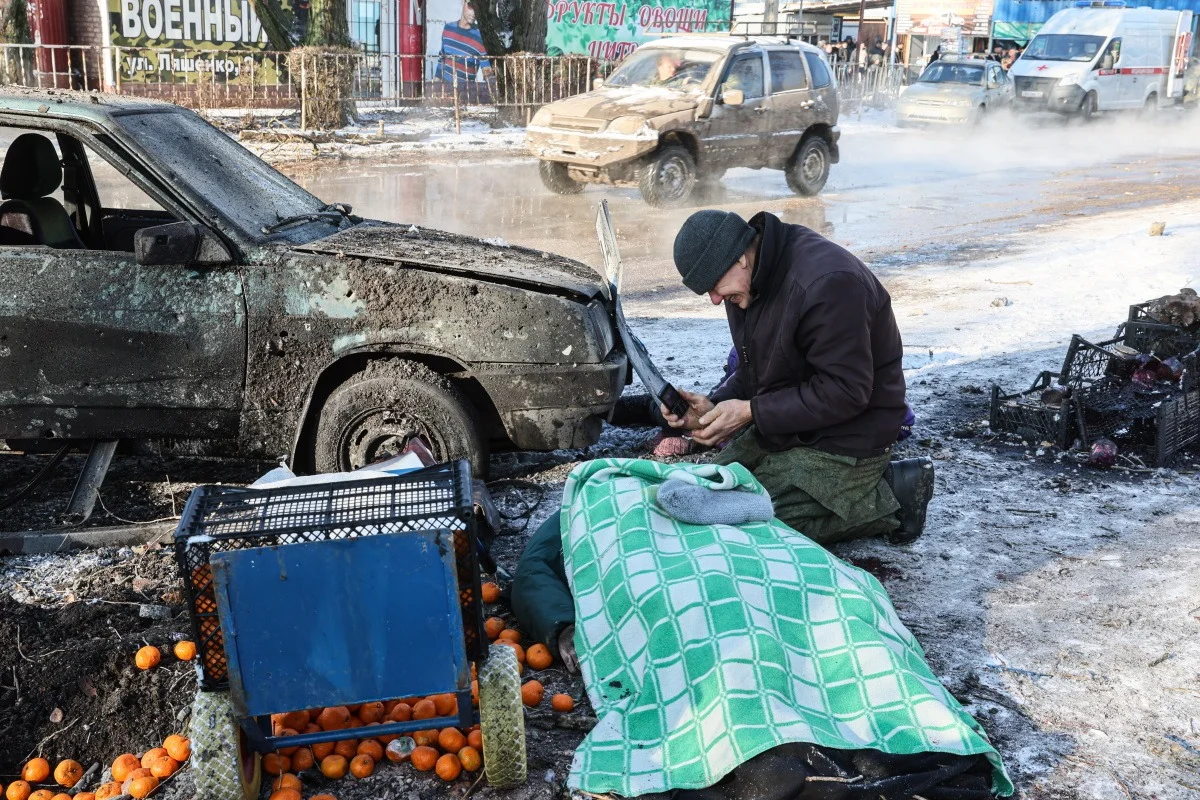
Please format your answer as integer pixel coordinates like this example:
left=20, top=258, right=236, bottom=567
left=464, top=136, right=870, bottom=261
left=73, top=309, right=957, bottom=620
left=884, top=457, right=935, bottom=544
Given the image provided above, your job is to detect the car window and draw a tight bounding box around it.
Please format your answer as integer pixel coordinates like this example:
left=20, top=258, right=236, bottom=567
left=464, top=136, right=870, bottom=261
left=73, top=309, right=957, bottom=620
left=803, top=51, right=832, bottom=88
left=722, top=54, right=765, bottom=99
left=768, top=50, right=808, bottom=92
left=85, top=143, right=168, bottom=212
left=0, top=127, right=67, bottom=207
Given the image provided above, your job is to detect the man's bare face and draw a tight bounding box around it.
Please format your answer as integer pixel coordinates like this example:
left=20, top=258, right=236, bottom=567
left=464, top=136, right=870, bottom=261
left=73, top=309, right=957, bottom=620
left=708, top=256, right=754, bottom=309
left=462, top=2, right=476, bottom=25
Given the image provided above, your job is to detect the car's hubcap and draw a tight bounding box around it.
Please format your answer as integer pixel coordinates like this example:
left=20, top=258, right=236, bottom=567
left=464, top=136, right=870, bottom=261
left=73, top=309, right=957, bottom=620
left=340, top=408, right=444, bottom=470
left=802, top=149, right=825, bottom=183
left=659, top=157, right=689, bottom=198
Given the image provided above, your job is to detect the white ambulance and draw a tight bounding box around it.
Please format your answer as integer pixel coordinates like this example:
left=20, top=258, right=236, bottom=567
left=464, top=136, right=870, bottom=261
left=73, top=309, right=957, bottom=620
left=1010, top=1, right=1194, bottom=117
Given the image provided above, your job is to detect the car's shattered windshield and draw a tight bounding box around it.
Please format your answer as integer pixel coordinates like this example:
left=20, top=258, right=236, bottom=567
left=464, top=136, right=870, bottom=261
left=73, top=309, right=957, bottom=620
left=114, top=110, right=348, bottom=242
left=604, top=48, right=721, bottom=89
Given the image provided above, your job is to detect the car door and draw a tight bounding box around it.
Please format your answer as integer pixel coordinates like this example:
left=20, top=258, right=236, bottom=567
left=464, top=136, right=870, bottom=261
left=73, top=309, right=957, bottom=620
left=0, top=122, right=247, bottom=443
left=1094, top=37, right=1123, bottom=108
left=765, top=48, right=817, bottom=169
left=701, top=51, right=769, bottom=171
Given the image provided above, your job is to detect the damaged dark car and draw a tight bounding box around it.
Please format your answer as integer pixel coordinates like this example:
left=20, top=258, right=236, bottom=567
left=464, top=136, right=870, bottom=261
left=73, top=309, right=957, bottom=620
left=0, top=90, right=627, bottom=477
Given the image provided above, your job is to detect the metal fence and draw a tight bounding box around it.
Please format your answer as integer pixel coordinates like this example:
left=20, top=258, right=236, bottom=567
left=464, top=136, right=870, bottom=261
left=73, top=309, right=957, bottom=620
left=0, top=43, right=908, bottom=114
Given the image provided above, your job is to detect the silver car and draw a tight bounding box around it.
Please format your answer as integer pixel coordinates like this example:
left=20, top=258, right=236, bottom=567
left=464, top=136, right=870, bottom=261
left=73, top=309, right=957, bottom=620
left=896, top=58, right=1014, bottom=125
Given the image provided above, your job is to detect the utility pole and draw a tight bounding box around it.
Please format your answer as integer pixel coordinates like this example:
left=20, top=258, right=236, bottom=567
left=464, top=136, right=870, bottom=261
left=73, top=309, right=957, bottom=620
left=855, top=0, right=868, bottom=59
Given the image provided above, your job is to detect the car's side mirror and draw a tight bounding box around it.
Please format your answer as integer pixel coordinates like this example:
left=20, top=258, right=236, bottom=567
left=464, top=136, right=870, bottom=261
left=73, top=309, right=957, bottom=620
left=593, top=77, right=604, bottom=90
left=135, top=222, right=231, bottom=267
left=722, top=88, right=745, bottom=106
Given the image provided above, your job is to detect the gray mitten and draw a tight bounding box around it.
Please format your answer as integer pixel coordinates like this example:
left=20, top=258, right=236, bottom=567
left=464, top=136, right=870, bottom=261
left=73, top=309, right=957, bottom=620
left=656, top=479, right=774, bottom=526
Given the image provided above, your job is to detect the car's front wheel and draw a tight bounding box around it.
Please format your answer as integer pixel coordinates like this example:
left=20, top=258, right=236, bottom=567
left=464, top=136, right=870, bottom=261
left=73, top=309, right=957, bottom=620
left=1080, top=92, right=1098, bottom=121
left=639, top=145, right=697, bottom=207
left=313, top=359, right=486, bottom=475
left=785, top=136, right=831, bottom=197
left=538, top=160, right=583, bottom=195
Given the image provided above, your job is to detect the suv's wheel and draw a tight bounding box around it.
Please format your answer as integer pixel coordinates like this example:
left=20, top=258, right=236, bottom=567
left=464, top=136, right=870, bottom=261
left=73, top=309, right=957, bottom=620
left=785, top=136, right=831, bottom=197
left=639, top=145, right=696, bottom=207
left=538, top=160, right=582, bottom=195
left=1140, top=93, right=1157, bottom=118
left=313, top=359, right=486, bottom=475
left=1080, top=92, right=1098, bottom=121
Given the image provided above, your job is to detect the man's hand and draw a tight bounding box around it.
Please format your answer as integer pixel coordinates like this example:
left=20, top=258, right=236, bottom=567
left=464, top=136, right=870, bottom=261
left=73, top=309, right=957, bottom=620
left=694, top=399, right=752, bottom=447
left=557, top=624, right=579, bottom=675
left=660, top=388, right=713, bottom=431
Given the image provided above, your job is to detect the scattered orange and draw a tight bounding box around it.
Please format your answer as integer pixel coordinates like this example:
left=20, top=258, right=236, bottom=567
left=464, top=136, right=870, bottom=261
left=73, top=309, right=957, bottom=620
left=457, top=746, right=482, bottom=772
left=410, top=746, right=439, bottom=772
left=262, top=753, right=290, bottom=775
left=319, top=754, right=348, bottom=780
left=484, top=617, right=506, bottom=639
left=333, top=739, right=358, bottom=760
left=357, top=701, right=385, bottom=724
left=111, top=754, right=141, bottom=783
left=435, top=753, right=462, bottom=782
left=310, top=796, right=337, bottom=800
left=385, top=737, right=415, bottom=763
left=139, top=748, right=167, bottom=769
left=75, top=795, right=96, bottom=800
left=50, top=795, right=71, bottom=800
left=551, top=693, right=575, bottom=712
left=163, top=734, right=191, bottom=762
left=22, top=759, right=50, bottom=783
left=357, top=740, right=384, bottom=761
left=498, top=640, right=525, bottom=665
left=466, top=729, right=483, bottom=750
left=388, top=703, right=412, bottom=722
left=173, top=640, right=197, bottom=661
left=268, top=791, right=300, bottom=800
left=481, top=582, right=500, bottom=603
left=498, top=629, right=522, bottom=643
left=126, top=776, right=158, bottom=799
left=349, top=754, right=374, bottom=779
left=134, top=646, right=161, bottom=670
left=291, top=747, right=315, bottom=771
left=272, top=774, right=301, bottom=792
left=28, top=791, right=53, bottom=800
left=312, top=742, right=335, bottom=761
left=411, top=699, right=436, bottom=720
left=521, top=680, right=544, bottom=707
left=412, top=729, right=439, bottom=748
left=93, top=784, right=120, bottom=800
left=276, top=729, right=300, bottom=756
left=438, top=728, right=466, bottom=753
left=527, top=644, right=553, bottom=670
left=317, top=706, right=351, bottom=731
left=149, top=757, right=178, bottom=779
left=6, top=785, right=31, bottom=800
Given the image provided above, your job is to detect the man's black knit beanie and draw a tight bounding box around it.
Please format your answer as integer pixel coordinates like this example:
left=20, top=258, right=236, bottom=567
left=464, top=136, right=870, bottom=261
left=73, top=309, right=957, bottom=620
left=672, top=210, right=757, bottom=294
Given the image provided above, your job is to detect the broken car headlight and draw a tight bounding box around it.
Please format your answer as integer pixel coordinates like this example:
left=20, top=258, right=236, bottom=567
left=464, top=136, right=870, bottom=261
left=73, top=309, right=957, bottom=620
left=607, top=115, right=650, bottom=135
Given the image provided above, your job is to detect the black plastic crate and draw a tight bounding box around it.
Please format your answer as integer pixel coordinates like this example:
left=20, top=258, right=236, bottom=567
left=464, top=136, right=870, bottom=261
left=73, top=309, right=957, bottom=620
left=173, top=461, right=485, bottom=691
left=989, top=371, right=1075, bottom=449
left=1073, top=385, right=1200, bottom=467
left=1118, top=320, right=1200, bottom=360
left=1060, top=335, right=1133, bottom=388
left=1156, top=389, right=1200, bottom=465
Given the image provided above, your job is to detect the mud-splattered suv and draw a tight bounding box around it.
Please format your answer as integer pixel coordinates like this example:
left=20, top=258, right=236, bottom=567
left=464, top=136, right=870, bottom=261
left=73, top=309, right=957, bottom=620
left=0, top=90, right=626, bottom=476
left=527, top=36, right=840, bottom=206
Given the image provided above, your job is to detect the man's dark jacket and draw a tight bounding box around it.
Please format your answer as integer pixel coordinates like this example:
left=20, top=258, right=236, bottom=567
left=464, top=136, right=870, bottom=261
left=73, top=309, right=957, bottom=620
left=709, top=212, right=906, bottom=458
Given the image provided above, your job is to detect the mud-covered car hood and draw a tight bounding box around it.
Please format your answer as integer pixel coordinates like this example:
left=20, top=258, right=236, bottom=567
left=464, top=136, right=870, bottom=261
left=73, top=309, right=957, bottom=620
left=545, top=86, right=703, bottom=122
left=294, top=223, right=606, bottom=299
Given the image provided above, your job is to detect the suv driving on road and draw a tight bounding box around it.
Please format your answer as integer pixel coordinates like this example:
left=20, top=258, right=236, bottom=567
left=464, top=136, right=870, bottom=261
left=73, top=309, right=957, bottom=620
left=527, top=36, right=841, bottom=206
left=0, top=90, right=626, bottom=476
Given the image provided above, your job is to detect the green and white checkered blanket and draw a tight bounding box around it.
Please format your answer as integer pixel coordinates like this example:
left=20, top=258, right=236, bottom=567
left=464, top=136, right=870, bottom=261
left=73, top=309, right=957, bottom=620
left=561, top=458, right=1012, bottom=797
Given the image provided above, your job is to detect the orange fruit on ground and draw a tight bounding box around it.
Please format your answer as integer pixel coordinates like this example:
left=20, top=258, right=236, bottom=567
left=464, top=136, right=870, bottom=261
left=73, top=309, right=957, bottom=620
left=95, top=784, right=121, bottom=800
left=552, top=693, right=575, bottom=712
left=27, top=791, right=53, bottom=800
left=22, top=759, right=50, bottom=783
left=262, top=753, right=290, bottom=775
left=438, top=728, right=467, bottom=753
left=410, top=746, right=439, bottom=772
left=357, top=701, right=385, bottom=724
left=385, top=737, right=415, bottom=763
left=6, top=783, right=32, bottom=800
left=521, top=680, right=544, bottom=707
left=498, top=640, right=525, bottom=665
left=149, top=757, right=179, bottom=779
left=357, top=740, right=384, bottom=761
left=466, top=728, right=483, bottom=750
left=498, top=629, right=521, bottom=643
left=276, top=729, right=300, bottom=755
left=527, top=644, right=553, bottom=670
left=310, top=796, right=337, bottom=800
left=333, top=739, right=358, bottom=760
left=317, top=706, right=351, bottom=731
left=74, top=795, right=96, bottom=800
left=173, top=640, right=197, bottom=661
left=50, top=794, right=71, bottom=800
left=413, top=729, right=439, bottom=748
left=290, top=747, right=315, bottom=771
left=268, top=791, right=300, bottom=800
left=484, top=617, right=506, bottom=639
left=126, top=776, right=158, bottom=799
left=471, top=680, right=479, bottom=706
left=123, top=767, right=153, bottom=785
left=457, top=746, right=482, bottom=772
left=319, top=754, right=348, bottom=780
left=481, top=582, right=500, bottom=603
left=111, top=754, right=141, bottom=783
left=163, top=734, right=191, bottom=762
left=140, top=748, right=167, bottom=769
left=411, top=699, right=436, bottom=720
left=134, top=646, right=161, bottom=670
left=312, top=742, right=335, bottom=761
left=349, top=754, right=374, bottom=779
left=430, top=693, right=457, bottom=716
left=272, top=774, right=301, bottom=792
left=388, top=703, right=412, bottom=723
left=435, top=753, right=462, bottom=782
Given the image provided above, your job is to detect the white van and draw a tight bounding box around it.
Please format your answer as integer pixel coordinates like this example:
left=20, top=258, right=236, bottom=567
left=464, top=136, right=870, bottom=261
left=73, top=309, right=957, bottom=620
left=1010, top=2, right=1194, bottom=117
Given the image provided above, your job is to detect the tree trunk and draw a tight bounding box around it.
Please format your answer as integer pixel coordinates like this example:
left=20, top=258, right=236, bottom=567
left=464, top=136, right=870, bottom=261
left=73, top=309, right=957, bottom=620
left=248, top=0, right=293, bottom=51
left=511, top=0, right=547, bottom=54
left=305, top=0, right=352, bottom=47
left=470, top=0, right=508, bottom=56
